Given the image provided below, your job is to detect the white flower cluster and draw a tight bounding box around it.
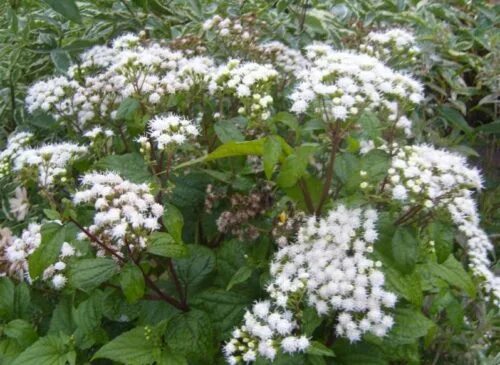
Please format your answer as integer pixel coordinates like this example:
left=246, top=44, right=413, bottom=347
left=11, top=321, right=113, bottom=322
left=268, top=206, right=396, bottom=340
left=210, top=59, right=278, bottom=121
left=42, top=240, right=78, bottom=290
left=83, top=126, right=114, bottom=140
left=73, top=172, right=164, bottom=255
left=0, top=223, right=78, bottom=289
left=0, top=132, right=33, bottom=178
left=25, top=76, right=79, bottom=115
left=290, top=44, right=423, bottom=133
left=8, top=187, right=29, bottom=221
left=27, top=34, right=215, bottom=128
left=224, top=300, right=308, bottom=364
left=226, top=206, right=396, bottom=364
left=0, top=223, right=41, bottom=282
left=388, top=145, right=482, bottom=204
left=13, top=143, right=87, bottom=188
left=202, top=15, right=255, bottom=47
left=140, top=114, right=199, bottom=150
left=360, top=29, right=420, bottom=64
left=387, top=145, right=499, bottom=304
left=257, top=41, right=307, bottom=75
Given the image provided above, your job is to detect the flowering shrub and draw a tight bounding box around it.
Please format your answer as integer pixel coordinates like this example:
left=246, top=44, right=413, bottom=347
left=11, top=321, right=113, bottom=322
left=0, top=1, right=498, bottom=365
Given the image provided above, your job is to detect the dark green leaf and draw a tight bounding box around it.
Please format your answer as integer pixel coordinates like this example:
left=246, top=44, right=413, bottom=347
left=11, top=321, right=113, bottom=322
left=226, top=266, right=253, bottom=291
left=93, top=327, right=158, bottom=364
left=50, top=50, right=71, bottom=72
left=174, top=245, right=215, bottom=295
left=116, top=97, right=141, bottom=121
left=147, top=232, right=187, bottom=258
left=391, top=227, right=418, bottom=274
left=120, top=264, right=145, bottom=303
left=428, top=222, right=453, bottom=263
left=385, top=308, right=435, bottom=345
left=95, top=153, right=153, bottom=184
left=42, top=0, right=81, bottom=23
left=11, top=334, right=76, bottom=365
left=68, top=258, right=118, bottom=292
left=425, top=256, right=476, bottom=298
left=4, top=320, right=37, bottom=349
left=214, top=120, right=245, bottom=143
left=164, top=309, right=214, bottom=362
left=29, top=223, right=72, bottom=279
left=307, top=341, right=335, bottom=357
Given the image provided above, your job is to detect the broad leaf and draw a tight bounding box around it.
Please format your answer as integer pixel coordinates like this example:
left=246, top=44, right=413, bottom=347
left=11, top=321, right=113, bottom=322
left=42, top=0, right=81, bottom=23
left=93, top=327, right=159, bottom=364
left=11, top=334, right=76, bottom=365
left=147, top=232, right=187, bottom=258
left=120, top=264, right=146, bottom=303
left=391, top=227, right=418, bottom=274
left=95, top=153, right=153, bottom=184
left=68, top=258, right=118, bottom=292
left=164, top=309, right=214, bottom=362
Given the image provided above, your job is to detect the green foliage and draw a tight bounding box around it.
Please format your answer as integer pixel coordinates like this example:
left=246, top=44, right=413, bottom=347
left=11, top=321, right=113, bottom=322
left=0, top=1, right=498, bottom=364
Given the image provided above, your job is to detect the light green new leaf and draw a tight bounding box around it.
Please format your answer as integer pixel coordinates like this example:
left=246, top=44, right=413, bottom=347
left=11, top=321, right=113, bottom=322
left=263, top=135, right=282, bottom=179
left=163, top=204, right=184, bottom=243
left=226, top=266, right=253, bottom=291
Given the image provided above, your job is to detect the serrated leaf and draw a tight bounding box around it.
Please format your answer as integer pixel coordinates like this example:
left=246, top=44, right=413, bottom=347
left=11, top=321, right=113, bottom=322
left=147, top=232, right=187, bottom=258
left=391, top=227, right=418, bottom=274
left=95, top=153, right=153, bottom=184
left=191, top=289, right=253, bottom=339
left=263, top=135, right=282, bottom=179
left=116, top=97, right=140, bottom=121
left=164, top=309, right=214, bottom=362
left=428, top=222, right=453, bottom=263
left=302, top=307, right=323, bottom=336
left=307, top=341, right=335, bottom=357
left=4, top=320, right=38, bottom=349
left=438, top=106, right=473, bottom=134
left=214, top=120, right=245, bottom=143
left=0, top=277, right=14, bottom=319
left=29, top=223, right=74, bottom=279
left=93, top=327, right=158, bottom=364
left=11, top=334, right=76, bottom=365
left=277, top=144, right=316, bottom=188
left=426, top=256, right=476, bottom=298
left=385, top=308, right=435, bottom=345
left=42, top=0, right=81, bottom=23
left=174, top=245, right=215, bottom=295
left=226, top=266, right=253, bottom=291
left=163, top=204, right=184, bottom=243
left=74, top=293, right=103, bottom=334
left=68, top=258, right=118, bottom=292
left=120, top=264, right=145, bottom=303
